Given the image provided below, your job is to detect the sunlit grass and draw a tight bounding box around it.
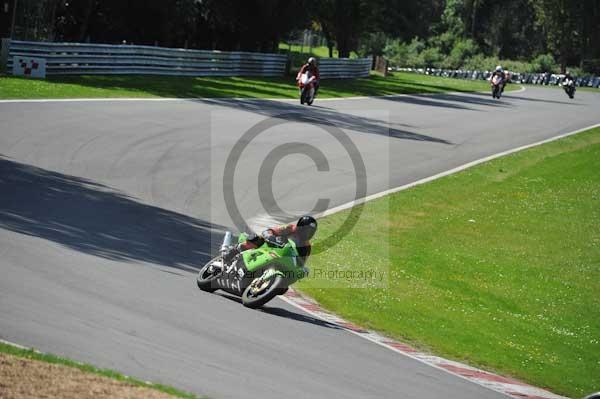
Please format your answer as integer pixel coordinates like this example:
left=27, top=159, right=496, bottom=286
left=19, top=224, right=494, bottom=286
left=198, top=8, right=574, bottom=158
left=278, top=42, right=339, bottom=58
left=299, top=127, right=600, bottom=398
left=0, top=72, right=506, bottom=100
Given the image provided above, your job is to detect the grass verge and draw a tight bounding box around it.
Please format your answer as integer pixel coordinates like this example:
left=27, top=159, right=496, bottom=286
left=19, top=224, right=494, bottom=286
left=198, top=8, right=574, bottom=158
left=278, top=42, right=342, bottom=58
left=0, top=341, right=200, bottom=398
left=277, top=42, right=358, bottom=70
left=298, top=127, right=600, bottom=398
left=0, top=71, right=508, bottom=100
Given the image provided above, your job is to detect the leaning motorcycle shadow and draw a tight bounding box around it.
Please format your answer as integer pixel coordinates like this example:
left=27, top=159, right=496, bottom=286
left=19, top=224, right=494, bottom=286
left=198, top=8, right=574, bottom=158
left=216, top=292, right=342, bottom=330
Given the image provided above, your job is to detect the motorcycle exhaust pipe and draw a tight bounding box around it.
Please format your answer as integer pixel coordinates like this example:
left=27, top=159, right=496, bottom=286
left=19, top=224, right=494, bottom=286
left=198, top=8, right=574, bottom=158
left=221, top=231, right=233, bottom=253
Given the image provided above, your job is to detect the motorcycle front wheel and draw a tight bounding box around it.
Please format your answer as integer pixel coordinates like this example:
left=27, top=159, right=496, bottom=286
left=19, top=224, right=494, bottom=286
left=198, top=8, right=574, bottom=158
left=196, top=257, right=222, bottom=293
left=241, top=274, right=285, bottom=308
left=307, top=90, right=314, bottom=106
left=493, top=86, right=501, bottom=99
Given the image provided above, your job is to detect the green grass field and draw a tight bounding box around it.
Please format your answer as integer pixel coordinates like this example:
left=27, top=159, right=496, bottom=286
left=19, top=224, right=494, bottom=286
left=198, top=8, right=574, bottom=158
left=0, top=342, right=200, bottom=398
left=0, top=72, right=501, bottom=100
left=298, top=127, right=600, bottom=398
left=278, top=42, right=341, bottom=58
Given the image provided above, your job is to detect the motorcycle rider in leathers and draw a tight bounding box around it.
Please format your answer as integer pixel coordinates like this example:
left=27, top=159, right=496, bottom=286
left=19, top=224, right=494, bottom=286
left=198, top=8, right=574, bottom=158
left=222, top=215, right=318, bottom=266
left=491, top=65, right=508, bottom=94
left=297, top=57, right=320, bottom=96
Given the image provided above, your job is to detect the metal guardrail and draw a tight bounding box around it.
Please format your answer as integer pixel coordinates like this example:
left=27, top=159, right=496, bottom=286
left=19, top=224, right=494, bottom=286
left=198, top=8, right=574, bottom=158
left=5, top=40, right=287, bottom=77
left=318, top=58, right=372, bottom=79
left=2, top=39, right=373, bottom=79
left=394, top=67, right=600, bottom=89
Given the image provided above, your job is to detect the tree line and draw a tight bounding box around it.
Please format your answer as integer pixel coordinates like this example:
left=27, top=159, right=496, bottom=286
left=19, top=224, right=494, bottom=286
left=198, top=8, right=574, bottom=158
left=10, top=0, right=600, bottom=73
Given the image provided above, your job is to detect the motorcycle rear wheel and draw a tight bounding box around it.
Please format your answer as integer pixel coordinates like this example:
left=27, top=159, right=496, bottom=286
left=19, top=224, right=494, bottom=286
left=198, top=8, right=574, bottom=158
left=242, top=274, right=285, bottom=308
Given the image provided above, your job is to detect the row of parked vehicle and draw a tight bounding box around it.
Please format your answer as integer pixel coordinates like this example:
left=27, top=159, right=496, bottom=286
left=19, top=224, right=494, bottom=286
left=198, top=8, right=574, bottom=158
left=394, top=67, right=600, bottom=89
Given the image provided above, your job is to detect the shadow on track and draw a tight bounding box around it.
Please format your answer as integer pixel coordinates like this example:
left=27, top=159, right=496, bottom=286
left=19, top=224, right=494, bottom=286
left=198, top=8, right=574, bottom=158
left=0, top=156, right=223, bottom=272
left=260, top=306, right=343, bottom=330
left=216, top=292, right=342, bottom=330
left=195, top=98, right=453, bottom=145
left=383, top=92, right=512, bottom=109
left=488, top=93, right=580, bottom=106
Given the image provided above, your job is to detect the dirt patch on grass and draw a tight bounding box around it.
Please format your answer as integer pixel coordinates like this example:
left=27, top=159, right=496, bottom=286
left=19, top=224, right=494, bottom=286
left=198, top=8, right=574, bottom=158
left=0, top=353, right=176, bottom=399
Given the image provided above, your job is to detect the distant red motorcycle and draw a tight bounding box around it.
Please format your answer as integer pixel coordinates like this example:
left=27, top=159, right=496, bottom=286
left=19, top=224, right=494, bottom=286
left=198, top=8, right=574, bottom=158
left=491, top=74, right=504, bottom=99
left=297, top=70, right=317, bottom=105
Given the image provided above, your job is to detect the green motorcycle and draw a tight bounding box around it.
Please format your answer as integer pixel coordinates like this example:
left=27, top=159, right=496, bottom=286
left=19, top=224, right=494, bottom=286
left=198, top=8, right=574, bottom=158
left=196, top=232, right=309, bottom=308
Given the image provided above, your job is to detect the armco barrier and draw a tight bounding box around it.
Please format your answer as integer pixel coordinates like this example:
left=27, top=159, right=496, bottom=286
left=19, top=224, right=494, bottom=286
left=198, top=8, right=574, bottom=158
left=394, top=67, right=600, bottom=89
left=318, top=57, right=372, bottom=79
left=5, top=40, right=287, bottom=77
left=2, top=39, right=373, bottom=79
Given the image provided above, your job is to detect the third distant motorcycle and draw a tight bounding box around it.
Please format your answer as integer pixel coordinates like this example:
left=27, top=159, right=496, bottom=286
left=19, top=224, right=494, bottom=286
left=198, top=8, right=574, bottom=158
left=561, top=76, right=576, bottom=99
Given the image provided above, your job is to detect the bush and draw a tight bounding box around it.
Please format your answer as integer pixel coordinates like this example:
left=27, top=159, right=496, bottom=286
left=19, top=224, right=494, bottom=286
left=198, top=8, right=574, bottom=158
left=383, top=36, right=569, bottom=75
left=565, top=66, right=585, bottom=77
left=384, top=37, right=426, bottom=67
left=462, top=55, right=537, bottom=73
left=428, top=31, right=458, bottom=55
left=421, top=47, right=443, bottom=68
left=443, top=38, right=479, bottom=69
left=359, top=32, right=387, bottom=57
left=532, top=54, right=558, bottom=73
left=461, top=54, right=498, bottom=71
left=582, top=59, right=600, bottom=74
left=383, top=40, right=408, bottom=66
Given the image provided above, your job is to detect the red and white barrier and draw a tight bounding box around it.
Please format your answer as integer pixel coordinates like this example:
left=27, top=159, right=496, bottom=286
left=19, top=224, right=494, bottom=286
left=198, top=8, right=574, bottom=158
left=12, top=56, right=46, bottom=78
left=282, top=288, right=567, bottom=399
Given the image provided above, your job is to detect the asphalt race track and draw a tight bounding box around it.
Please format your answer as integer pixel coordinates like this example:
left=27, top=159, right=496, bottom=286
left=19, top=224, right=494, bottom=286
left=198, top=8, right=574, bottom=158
left=1, top=86, right=599, bottom=399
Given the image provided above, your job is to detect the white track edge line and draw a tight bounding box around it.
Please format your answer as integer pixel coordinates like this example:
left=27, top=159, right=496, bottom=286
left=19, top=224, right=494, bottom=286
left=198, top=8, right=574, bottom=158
left=315, top=121, right=600, bottom=219
left=0, top=338, right=33, bottom=351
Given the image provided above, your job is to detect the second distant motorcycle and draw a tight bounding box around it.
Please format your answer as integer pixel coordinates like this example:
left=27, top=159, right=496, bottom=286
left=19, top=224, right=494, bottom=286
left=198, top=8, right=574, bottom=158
left=491, top=74, right=504, bottom=99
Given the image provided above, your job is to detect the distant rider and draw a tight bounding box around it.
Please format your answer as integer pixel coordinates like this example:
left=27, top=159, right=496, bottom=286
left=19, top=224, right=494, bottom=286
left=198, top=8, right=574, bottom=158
left=491, top=66, right=508, bottom=94
left=223, top=215, right=318, bottom=265
left=297, top=57, right=320, bottom=96
left=562, top=71, right=574, bottom=86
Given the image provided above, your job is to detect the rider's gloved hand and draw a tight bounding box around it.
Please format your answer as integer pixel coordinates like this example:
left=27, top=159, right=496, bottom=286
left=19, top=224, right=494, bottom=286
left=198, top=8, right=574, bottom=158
left=262, top=230, right=277, bottom=243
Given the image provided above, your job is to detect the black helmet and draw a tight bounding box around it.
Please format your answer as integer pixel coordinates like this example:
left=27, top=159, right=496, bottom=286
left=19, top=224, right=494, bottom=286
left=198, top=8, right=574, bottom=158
left=296, top=215, right=317, bottom=241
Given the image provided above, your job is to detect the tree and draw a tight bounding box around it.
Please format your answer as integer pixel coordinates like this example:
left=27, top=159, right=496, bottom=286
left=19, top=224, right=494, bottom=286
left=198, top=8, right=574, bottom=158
left=311, top=0, right=364, bottom=58
left=533, top=0, right=585, bottom=71
left=78, top=0, right=95, bottom=41
left=581, top=0, right=600, bottom=71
